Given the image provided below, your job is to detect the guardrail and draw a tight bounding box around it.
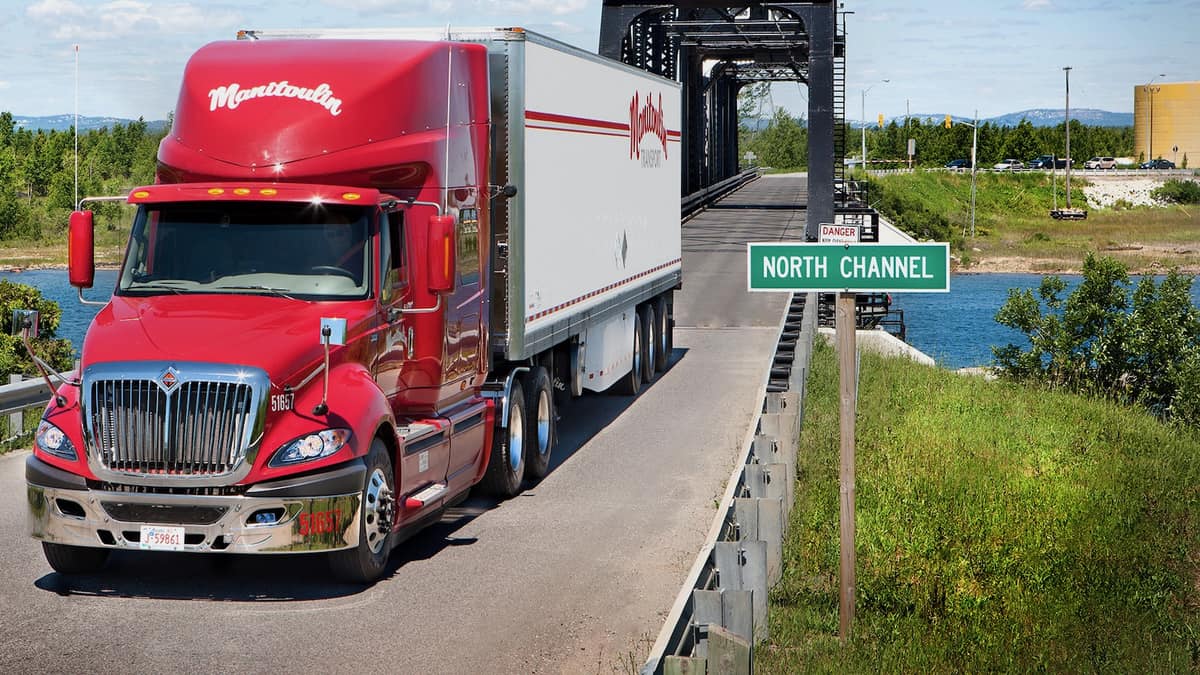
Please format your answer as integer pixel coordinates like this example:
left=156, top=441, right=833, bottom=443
left=681, top=168, right=762, bottom=216
left=0, top=372, right=76, bottom=445
left=641, top=291, right=816, bottom=673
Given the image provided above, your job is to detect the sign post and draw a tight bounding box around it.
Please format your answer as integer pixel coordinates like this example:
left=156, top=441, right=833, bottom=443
left=748, top=241, right=949, bottom=641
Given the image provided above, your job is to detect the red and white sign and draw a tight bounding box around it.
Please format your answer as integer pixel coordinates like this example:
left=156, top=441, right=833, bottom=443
left=819, top=223, right=860, bottom=244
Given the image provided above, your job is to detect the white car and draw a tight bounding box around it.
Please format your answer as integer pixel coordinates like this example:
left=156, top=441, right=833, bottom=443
left=993, top=159, right=1024, bottom=171
left=1084, top=156, right=1117, bottom=170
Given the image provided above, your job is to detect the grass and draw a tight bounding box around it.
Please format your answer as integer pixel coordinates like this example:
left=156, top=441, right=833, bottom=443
left=758, top=340, right=1200, bottom=672
left=870, top=171, right=1200, bottom=273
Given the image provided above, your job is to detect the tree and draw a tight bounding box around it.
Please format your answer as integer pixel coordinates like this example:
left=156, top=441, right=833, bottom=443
left=746, top=108, right=807, bottom=170
left=0, top=280, right=74, bottom=379
left=993, top=254, right=1200, bottom=428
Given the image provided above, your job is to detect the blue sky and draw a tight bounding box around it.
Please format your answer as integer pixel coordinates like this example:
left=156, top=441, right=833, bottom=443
left=1, top=0, right=1197, bottom=121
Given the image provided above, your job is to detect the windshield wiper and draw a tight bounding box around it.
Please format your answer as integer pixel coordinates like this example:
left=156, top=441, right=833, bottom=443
left=211, top=284, right=296, bottom=300
left=123, top=282, right=189, bottom=295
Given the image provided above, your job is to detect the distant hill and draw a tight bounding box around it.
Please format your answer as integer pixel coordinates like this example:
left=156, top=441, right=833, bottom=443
left=11, top=114, right=170, bottom=133
left=857, top=108, right=1133, bottom=129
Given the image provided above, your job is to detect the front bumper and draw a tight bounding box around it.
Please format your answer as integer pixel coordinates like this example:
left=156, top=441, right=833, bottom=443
left=27, top=455, right=365, bottom=554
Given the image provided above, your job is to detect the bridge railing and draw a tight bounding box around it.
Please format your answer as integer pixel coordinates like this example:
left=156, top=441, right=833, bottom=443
left=641, top=291, right=816, bottom=673
left=681, top=168, right=761, bottom=216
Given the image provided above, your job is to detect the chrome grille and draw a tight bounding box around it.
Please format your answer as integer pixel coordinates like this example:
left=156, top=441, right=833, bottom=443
left=83, top=363, right=268, bottom=482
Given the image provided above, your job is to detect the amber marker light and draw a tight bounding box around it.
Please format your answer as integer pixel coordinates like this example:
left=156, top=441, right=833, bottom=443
left=342, top=192, right=362, bottom=201
left=260, top=188, right=278, bottom=196
left=132, top=190, right=149, bottom=198
left=208, top=188, right=225, bottom=195
left=233, top=188, right=251, bottom=195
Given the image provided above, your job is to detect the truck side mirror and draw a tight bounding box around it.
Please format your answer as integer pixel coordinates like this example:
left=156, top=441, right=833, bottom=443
left=69, top=210, right=95, bottom=289
left=427, top=214, right=456, bottom=293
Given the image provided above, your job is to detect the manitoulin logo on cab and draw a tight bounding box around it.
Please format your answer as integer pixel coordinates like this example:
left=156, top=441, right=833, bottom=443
left=630, top=91, right=667, bottom=168
left=207, top=81, right=344, bottom=117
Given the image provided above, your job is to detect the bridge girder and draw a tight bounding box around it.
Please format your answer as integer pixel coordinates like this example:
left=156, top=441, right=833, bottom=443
left=600, top=1, right=837, bottom=241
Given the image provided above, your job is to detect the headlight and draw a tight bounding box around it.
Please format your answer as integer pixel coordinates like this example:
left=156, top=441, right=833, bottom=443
left=270, top=429, right=351, bottom=467
left=36, top=420, right=77, bottom=460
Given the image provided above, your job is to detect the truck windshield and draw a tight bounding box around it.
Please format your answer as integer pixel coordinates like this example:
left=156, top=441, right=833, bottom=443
left=117, top=201, right=372, bottom=300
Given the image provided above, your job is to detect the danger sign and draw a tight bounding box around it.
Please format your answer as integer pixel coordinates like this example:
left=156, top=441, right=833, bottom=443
left=818, top=223, right=859, bottom=244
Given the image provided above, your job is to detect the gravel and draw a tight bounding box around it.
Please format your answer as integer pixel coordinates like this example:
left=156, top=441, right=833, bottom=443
left=1082, top=175, right=1199, bottom=209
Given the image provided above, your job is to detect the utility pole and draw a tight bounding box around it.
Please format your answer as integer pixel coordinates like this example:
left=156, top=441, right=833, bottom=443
left=970, top=110, right=978, bottom=238
left=1064, top=66, right=1072, bottom=209
left=1145, top=73, right=1165, bottom=162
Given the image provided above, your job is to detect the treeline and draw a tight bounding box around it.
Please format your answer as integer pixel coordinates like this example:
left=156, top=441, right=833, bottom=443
left=0, top=111, right=167, bottom=242
left=739, top=105, right=1136, bottom=171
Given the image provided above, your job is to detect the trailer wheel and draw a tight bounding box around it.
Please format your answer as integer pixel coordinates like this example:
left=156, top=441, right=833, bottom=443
left=524, top=367, right=555, bottom=481
left=330, top=438, right=395, bottom=584
left=641, top=304, right=656, bottom=384
left=483, top=379, right=527, bottom=498
left=653, top=295, right=670, bottom=373
left=612, top=312, right=643, bottom=396
left=42, top=542, right=109, bottom=575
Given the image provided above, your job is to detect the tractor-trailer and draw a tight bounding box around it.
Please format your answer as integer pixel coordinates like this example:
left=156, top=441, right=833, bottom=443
left=25, top=27, right=681, bottom=582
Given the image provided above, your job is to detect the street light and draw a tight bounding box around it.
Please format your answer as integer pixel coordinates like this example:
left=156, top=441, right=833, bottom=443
left=1145, top=73, right=1165, bottom=163
left=861, top=79, right=888, bottom=170
left=951, top=112, right=979, bottom=238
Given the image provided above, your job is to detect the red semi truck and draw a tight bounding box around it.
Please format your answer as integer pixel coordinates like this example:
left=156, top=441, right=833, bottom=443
left=25, top=27, right=681, bottom=582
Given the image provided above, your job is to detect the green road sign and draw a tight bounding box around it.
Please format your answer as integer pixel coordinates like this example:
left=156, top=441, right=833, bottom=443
left=748, top=242, right=950, bottom=292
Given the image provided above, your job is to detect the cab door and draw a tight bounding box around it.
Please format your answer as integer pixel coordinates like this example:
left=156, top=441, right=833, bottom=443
left=374, top=209, right=450, bottom=505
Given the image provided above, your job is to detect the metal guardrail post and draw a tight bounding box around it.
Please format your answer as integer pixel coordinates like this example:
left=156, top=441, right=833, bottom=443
left=642, top=290, right=815, bottom=674
left=715, top=541, right=769, bottom=642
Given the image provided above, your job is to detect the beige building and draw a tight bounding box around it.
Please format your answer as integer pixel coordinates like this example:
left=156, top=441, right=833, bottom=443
left=1134, top=81, right=1200, bottom=167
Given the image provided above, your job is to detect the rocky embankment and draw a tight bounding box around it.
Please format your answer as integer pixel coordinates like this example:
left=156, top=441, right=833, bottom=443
left=1082, top=175, right=1197, bottom=209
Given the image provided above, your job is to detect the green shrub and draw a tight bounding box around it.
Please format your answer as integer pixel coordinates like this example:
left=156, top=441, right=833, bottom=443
left=1151, top=179, right=1200, bottom=204
left=992, top=253, right=1200, bottom=427
left=0, top=280, right=74, bottom=379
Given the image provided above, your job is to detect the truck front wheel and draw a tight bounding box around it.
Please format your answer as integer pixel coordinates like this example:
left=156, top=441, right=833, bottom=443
left=42, top=542, right=109, bottom=575
left=330, top=438, right=395, bottom=584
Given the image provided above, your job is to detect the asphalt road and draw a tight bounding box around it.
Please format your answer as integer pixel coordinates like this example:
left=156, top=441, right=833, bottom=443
left=0, top=175, right=806, bottom=674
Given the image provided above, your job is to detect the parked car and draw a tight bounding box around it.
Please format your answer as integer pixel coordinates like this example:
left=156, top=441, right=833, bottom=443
left=1139, top=158, right=1175, bottom=170
left=945, top=158, right=972, bottom=170
left=1028, top=155, right=1071, bottom=169
left=1084, top=156, right=1117, bottom=170
left=993, top=159, right=1024, bottom=171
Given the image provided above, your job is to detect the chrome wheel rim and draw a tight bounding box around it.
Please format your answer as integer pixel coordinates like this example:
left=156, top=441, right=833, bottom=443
left=508, top=401, right=524, bottom=472
left=363, top=468, right=392, bottom=554
left=536, top=388, right=551, bottom=458
left=632, top=322, right=641, bottom=379
left=645, top=310, right=656, bottom=374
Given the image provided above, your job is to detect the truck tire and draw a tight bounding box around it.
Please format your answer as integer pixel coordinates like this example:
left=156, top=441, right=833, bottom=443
left=653, top=295, right=670, bottom=373
left=483, top=379, right=527, bottom=498
left=524, top=367, right=555, bottom=481
left=329, top=438, right=395, bottom=584
left=612, top=312, right=643, bottom=396
left=641, top=304, right=656, bottom=384
left=42, top=542, right=109, bottom=575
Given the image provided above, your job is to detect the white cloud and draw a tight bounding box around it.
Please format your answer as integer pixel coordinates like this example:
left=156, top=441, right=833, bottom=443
left=1022, top=0, right=1051, bottom=9
left=26, top=0, right=86, bottom=20
left=495, top=0, right=586, bottom=15
left=0, top=81, right=10, bottom=90
left=26, top=0, right=238, bottom=40
left=319, top=0, right=587, bottom=15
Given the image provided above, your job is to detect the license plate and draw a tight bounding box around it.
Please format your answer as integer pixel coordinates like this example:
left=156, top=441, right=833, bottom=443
left=139, top=525, right=186, bottom=551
